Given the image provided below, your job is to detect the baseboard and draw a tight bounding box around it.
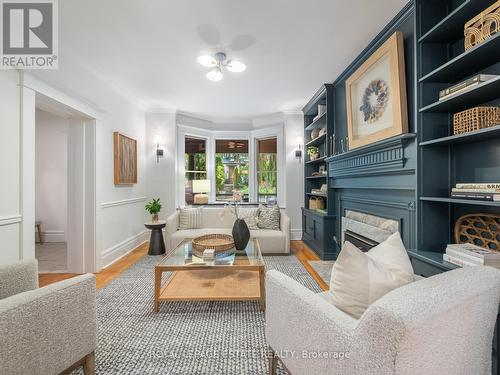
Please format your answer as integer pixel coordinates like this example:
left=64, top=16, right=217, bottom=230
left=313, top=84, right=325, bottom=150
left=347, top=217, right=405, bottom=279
left=37, top=230, right=66, bottom=243
left=290, top=229, right=302, bottom=241
left=101, top=230, right=148, bottom=269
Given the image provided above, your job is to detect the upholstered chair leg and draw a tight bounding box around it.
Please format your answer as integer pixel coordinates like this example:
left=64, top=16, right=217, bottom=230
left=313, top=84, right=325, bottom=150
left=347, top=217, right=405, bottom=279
left=269, top=346, right=278, bottom=375
left=83, top=351, right=95, bottom=375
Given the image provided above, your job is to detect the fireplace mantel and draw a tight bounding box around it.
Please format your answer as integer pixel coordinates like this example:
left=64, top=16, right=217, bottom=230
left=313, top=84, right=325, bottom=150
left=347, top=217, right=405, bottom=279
left=326, top=133, right=416, bottom=178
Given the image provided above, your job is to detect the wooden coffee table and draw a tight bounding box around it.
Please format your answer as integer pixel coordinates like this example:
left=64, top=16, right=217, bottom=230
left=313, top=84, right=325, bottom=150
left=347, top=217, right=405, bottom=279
left=154, top=238, right=265, bottom=312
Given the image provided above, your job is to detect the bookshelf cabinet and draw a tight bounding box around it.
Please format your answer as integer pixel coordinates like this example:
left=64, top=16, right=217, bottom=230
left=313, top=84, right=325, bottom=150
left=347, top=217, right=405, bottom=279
left=416, top=0, right=500, bottom=255
left=301, top=84, right=336, bottom=259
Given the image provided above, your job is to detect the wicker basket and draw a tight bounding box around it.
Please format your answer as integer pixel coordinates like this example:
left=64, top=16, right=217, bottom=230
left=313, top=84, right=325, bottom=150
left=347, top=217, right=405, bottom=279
left=453, top=106, right=500, bottom=135
left=309, top=196, right=325, bottom=210
left=192, top=234, right=235, bottom=252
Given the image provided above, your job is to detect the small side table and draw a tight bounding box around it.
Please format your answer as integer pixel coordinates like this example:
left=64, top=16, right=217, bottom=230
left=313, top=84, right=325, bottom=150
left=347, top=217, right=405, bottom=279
left=144, top=221, right=166, bottom=256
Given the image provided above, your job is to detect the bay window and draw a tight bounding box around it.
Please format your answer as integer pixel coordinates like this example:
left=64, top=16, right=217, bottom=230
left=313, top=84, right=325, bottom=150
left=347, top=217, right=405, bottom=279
left=215, top=140, right=249, bottom=202
left=256, top=137, right=278, bottom=204
left=184, top=137, right=207, bottom=205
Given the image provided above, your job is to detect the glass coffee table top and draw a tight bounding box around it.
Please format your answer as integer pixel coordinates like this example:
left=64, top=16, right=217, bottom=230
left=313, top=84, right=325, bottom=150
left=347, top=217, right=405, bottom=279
left=158, top=238, right=264, bottom=268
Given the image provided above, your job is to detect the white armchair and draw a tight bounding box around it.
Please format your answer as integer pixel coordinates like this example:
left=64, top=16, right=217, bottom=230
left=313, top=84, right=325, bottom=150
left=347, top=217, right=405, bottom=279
left=0, top=259, right=97, bottom=375
left=266, top=266, right=500, bottom=375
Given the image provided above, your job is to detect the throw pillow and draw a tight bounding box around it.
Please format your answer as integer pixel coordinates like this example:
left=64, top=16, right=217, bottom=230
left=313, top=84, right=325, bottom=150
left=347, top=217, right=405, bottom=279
left=257, top=205, right=280, bottom=230
left=329, top=232, right=414, bottom=319
left=239, top=208, right=260, bottom=230
left=178, top=207, right=203, bottom=230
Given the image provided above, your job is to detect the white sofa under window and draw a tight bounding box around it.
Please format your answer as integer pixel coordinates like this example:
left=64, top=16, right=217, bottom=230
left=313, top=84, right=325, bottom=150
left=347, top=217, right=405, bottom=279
left=165, top=207, right=290, bottom=254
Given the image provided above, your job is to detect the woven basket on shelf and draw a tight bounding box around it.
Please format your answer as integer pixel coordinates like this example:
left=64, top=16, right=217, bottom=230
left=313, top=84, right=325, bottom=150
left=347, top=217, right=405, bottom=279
left=454, top=213, right=500, bottom=251
left=453, top=106, right=500, bottom=135
left=309, top=196, right=325, bottom=210
left=192, top=234, right=235, bottom=252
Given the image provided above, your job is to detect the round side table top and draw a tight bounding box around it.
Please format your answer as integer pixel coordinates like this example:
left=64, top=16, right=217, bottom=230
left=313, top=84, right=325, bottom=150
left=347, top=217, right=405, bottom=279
left=144, top=220, right=167, bottom=229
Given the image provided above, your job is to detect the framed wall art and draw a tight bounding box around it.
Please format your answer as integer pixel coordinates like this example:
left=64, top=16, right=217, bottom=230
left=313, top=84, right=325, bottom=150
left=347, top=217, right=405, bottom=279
left=114, top=131, right=137, bottom=185
left=345, top=31, right=408, bottom=150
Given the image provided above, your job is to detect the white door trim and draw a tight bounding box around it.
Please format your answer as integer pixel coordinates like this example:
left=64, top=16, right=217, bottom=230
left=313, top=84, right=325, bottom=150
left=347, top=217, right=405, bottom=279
left=20, top=72, right=98, bottom=273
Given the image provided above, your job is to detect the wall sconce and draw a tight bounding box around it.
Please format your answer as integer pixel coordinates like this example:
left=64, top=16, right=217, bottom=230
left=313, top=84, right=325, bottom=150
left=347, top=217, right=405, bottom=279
left=154, top=135, right=165, bottom=164
left=295, top=137, right=303, bottom=162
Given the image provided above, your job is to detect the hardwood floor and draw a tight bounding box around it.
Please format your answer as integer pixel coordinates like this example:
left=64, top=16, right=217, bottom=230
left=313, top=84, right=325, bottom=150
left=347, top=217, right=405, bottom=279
left=39, top=241, right=329, bottom=291
left=38, top=243, right=149, bottom=288
left=290, top=240, right=329, bottom=291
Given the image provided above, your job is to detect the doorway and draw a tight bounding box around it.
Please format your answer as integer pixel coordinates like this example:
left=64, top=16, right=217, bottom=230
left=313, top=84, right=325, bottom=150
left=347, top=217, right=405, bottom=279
left=35, top=108, right=69, bottom=272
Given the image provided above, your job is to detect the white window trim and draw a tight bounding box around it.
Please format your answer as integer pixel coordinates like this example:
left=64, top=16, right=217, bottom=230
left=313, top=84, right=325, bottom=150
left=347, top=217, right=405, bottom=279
left=176, top=123, right=284, bottom=207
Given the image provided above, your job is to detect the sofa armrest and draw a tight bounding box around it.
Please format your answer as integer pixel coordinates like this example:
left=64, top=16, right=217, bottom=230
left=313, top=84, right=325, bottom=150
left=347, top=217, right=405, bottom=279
left=0, top=259, right=38, bottom=299
left=280, top=212, right=291, bottom=254
left=265, top=270, right=357, bottom=374
left=165, top=210, right=180, bottom=251
left=0, top=274, right=96, bottom=375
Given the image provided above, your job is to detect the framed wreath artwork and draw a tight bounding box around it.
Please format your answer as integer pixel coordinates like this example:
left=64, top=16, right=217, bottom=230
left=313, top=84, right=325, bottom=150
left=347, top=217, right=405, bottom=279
left=345, top=31, right=408, bottom=150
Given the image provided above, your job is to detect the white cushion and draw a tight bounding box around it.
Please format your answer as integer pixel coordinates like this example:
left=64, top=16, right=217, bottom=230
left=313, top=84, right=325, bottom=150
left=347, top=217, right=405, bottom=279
left=178, top=207, right=203, bottom=229
left=239, top=208, right=260, bottom=230
left=329, top=232, right=414, bottom=319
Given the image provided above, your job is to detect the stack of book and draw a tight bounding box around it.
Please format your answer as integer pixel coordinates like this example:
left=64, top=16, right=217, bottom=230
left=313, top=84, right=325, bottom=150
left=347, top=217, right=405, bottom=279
left=450, top=183, right=500, bottom=202
left=444, top=243, right=500, bottom=268
left=439, top=74, right=497, bottom=101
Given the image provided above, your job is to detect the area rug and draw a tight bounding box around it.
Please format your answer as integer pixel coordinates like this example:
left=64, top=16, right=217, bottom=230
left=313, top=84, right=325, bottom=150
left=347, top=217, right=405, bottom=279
left=308, top=260, right=335, bottom=285
left=76, top=255, right=322, bottom=375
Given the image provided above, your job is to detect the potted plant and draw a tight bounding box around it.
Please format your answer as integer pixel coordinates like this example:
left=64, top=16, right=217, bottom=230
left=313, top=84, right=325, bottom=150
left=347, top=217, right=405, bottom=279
left=307, top=146, right=320, bottom=161
left=145, top=198, right=162, bottom=223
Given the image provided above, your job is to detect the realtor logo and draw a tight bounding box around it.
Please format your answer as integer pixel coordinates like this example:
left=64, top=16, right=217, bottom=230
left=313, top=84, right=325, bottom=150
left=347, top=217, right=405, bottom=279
left=1, top=0, right=58, bottom=69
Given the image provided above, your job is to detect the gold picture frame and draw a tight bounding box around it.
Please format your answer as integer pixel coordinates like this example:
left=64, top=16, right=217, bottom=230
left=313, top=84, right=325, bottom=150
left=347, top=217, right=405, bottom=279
left=345, top=31, right=408, bottom=150
left=114, top=131, right=137, bottom=185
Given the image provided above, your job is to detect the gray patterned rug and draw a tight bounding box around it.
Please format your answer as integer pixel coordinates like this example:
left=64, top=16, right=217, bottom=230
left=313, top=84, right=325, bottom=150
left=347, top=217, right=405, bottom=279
left=308, top=260, right=335, bottom=286
left=79, top=255, right=321, bottom=374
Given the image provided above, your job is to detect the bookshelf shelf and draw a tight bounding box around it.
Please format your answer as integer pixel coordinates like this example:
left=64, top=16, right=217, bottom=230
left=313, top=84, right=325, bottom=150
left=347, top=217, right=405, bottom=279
left=420, top=125, right=500, bottom=146
left=306, top=193, right=327, bottom=198
left=305, top=133, right=327, bottom=147
left=305, top=156, right=327, bottom=164
left=419, top=32, right=500, bottom=83
left=418, top=0, right=492, bottom=43
left=419, top=76, right=500, bottom=113
left=420, top=196, right=500, bottom=207
left=306, top=175, right=327, bottom=180
left=305, top=113, right=327, bottom=131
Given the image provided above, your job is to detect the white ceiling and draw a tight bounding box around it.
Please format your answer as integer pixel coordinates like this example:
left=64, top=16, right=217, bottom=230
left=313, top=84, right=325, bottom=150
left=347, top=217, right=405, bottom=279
left=55, top=0, right=408, bottom=119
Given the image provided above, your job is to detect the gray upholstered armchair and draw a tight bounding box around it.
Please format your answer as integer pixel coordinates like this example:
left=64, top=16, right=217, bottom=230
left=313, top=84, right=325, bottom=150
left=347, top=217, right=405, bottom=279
left=266, top=266, right=500, bottom=375
left=0, top=259, right=96, bottom=375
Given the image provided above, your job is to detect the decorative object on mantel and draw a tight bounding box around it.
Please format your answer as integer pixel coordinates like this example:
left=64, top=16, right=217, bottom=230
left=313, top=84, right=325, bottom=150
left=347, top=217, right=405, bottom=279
left=114, top=131, right=137, bottom=185
left=455, top=213, right=500, bottom=251
left=145, top=198, right=162, bottom=223
left=192, top=234, right=235, bottom=253
left=464, top=0, right=500, bottom=50
left=453, top=106, right=500, bottom=135
left=345, top=31, right=408, bottom=150
left=309, top=196, right=325, bottom=210
left=307, top=146, right=320, bottom=160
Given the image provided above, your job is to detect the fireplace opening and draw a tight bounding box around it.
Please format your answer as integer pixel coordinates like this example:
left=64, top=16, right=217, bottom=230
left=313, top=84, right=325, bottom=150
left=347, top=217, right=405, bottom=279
left=344, top=230, right=379, bottom=252
left=341, top=210, right=399, bottom=252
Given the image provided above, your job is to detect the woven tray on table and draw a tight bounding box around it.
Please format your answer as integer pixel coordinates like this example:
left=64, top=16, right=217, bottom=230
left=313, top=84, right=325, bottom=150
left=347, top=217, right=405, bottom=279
left=192, top=234, right=235, bottom=253
left=453, top=107, right=500, bottom=135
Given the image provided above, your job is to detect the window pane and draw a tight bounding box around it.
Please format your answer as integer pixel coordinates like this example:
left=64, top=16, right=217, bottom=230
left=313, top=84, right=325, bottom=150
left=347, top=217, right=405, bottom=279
left=215, top=140, right=249, bottom=202
left=185, top=137, right=206, bottom=205
left=257, top=138, right=277, bottom=203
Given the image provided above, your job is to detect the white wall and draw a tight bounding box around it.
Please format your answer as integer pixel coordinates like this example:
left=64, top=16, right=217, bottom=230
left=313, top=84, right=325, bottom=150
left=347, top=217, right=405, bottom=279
left=145, top=112, right=177, bottom=219
left=0, top=71, right=21, bottom=264
left=284, top=113, right=305, bottom=240
left=35, top=109, right=68, bottom=242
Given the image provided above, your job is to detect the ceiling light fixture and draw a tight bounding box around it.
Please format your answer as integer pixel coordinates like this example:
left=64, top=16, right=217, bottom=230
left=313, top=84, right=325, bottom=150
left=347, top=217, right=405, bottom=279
left=197, top=52, right=246, bottom=81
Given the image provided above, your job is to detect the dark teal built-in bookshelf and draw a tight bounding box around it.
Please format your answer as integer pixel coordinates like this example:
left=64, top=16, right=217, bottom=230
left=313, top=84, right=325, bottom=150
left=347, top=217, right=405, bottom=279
left=302, top=0, right=500, bottom=369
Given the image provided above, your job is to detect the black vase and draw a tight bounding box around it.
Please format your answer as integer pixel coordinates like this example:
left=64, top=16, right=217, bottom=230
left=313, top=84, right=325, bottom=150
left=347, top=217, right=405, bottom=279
left=232, top=219, right=250, bottom=250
